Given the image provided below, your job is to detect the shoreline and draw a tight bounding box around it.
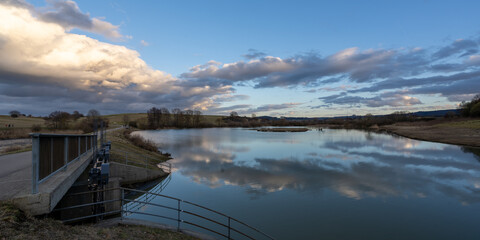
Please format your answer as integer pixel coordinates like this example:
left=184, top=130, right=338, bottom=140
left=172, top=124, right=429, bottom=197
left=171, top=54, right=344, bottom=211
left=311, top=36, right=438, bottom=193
left=378, top=124, right=480, bottom=148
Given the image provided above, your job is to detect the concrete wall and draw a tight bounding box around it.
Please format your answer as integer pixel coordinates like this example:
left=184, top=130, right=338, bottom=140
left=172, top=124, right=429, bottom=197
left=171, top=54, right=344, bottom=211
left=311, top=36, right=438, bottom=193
left=109, top=162, right=168, bottom=186
left=13, top=150, right=94, bottom=215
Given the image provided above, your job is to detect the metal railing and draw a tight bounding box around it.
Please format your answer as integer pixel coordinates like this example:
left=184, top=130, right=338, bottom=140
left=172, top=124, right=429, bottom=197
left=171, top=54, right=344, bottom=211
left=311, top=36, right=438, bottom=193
left=55, top=187, right=275, bottom=240
left=31, top=133, right=97, bottom=194
left=124, top=174, right=172, bottom=215
left=110, top=150, right=171, bottom=173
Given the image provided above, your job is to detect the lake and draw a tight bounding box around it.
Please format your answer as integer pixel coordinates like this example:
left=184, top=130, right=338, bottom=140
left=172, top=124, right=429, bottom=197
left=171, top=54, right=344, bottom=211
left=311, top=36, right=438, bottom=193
left=129, top=128, right=480, bottom=240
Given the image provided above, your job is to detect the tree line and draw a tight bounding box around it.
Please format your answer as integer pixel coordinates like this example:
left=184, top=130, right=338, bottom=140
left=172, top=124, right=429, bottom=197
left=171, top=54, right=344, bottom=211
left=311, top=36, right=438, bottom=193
left=145, top=107, right=203, bottom=129
left=459, top=94, right=480, bottom=117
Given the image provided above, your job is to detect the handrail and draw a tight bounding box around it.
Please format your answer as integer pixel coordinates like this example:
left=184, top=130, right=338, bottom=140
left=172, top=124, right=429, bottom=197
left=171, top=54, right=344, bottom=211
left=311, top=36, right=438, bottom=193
left=122, top=187, right=274, bottom=239
left=31, top=133, right=98, bottom=194
left=57, top=187, right=275, bottom=240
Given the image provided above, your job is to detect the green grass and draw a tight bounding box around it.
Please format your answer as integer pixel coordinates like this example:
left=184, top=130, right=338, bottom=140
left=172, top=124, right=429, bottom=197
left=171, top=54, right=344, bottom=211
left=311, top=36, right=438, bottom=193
left=435, top=119, right=480, bottom=129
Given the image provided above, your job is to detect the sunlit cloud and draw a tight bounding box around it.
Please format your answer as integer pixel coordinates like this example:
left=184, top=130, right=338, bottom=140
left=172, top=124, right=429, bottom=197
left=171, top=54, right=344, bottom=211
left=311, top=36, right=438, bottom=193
left=0, top=0, right=233, bottom=114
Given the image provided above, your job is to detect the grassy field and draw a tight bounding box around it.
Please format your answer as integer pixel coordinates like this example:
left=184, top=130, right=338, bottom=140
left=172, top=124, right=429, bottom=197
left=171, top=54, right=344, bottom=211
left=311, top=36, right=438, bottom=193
left=0, top=115, right=46, bottom=129
left=435, top=119, right=480, bottom=129
left=0, top=202, right=198, bottom=240
left=103, top=113, right=147, bottom=127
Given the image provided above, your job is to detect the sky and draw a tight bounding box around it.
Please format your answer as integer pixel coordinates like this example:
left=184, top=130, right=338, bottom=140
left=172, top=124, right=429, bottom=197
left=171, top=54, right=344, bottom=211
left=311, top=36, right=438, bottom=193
left=1, top=0, right=480, bottom=117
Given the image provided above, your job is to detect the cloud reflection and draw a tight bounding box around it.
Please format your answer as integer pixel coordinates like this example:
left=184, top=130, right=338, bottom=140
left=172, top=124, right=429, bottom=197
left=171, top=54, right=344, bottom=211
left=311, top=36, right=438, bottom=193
left=144, top=129, right=480, bottom=204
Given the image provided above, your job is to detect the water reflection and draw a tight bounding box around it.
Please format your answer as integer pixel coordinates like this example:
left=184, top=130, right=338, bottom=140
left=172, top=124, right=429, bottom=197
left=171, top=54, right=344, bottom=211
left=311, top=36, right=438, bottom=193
left=135, top=128, right=480, bottom=205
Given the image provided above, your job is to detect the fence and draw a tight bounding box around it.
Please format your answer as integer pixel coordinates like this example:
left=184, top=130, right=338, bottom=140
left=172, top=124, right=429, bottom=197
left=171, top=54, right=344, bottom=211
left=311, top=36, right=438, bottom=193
left=31, top=133, right=97, bottom=194
left=55, top=187, right=275, bottom=240
left=110, top=150, right=172, bottom=173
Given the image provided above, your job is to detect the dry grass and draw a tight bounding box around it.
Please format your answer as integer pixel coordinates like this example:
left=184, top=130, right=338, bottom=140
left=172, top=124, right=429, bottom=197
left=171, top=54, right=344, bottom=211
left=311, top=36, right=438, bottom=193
left=0, top=115, right=46, bottom=129
left=0, top=145, right=32, bottom=156
left=435, top=119, right=480, bottom=129
left=0, top=129, right=30, bottom=140
left=106, top=129, right=170, bottom=169
left=123, top=130, right=159, bottom=152
left=257, top=127, right=309, bottom=132
left=0, top=202, right=198, bottom=240
left=102, top=113, right=147, bottom=127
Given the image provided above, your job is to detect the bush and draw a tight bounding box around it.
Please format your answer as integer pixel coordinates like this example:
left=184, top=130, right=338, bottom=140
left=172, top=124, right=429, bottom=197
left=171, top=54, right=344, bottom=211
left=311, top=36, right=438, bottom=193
left=470, top=102, right=480, bottom=117
left=123, top=130, right=158, bottom=153
left=31, top=124, right=42, bottom=132
left=128, top=121, right=137, bottom=128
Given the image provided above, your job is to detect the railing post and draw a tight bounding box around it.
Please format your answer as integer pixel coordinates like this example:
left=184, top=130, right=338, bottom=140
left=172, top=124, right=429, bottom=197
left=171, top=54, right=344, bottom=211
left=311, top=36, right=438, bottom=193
left=50, top=138, right=53, bottom=174
left=77, top=136, right=80, bottom=157
left=31, top=134, right=39, bottom=194
left=228, top=217, right=231, bottom=239
left=125, top=152, right=128, bottom=165
left=121, top=189, right=124, bottom=220
left=64, top=137, right=68, bottom=170
left=177, top=200, right=181, bottom=231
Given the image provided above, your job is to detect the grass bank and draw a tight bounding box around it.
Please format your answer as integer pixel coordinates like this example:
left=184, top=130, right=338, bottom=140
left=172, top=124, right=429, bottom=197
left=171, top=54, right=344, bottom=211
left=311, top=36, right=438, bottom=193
left=256, top=127, right=309, bottom=132
left=380, top=118, right=480, bottom=147
left=0, top=145, right=32, bottom=156
left=106, top=128, right=171, bottom=170
left=0, top=202, right=198, bottom=240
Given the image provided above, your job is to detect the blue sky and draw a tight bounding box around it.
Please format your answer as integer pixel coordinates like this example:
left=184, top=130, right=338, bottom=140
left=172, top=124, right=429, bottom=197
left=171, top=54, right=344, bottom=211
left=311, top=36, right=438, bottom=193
left=1, top=0, right=480, bottom=116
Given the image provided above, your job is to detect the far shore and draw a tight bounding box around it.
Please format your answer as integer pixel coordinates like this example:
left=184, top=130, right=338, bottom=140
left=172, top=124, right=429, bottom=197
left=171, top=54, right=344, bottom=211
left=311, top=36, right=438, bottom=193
left=379, top=123, right=480, bottom=148
left=256, top=127, right=309, bottom=132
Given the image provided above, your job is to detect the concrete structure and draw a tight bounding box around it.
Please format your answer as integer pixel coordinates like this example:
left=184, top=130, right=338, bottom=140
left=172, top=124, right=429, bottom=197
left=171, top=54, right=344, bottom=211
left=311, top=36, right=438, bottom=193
left=10, top=150, right=94, bottom=215
left=109, top=162, right=167, bottom=185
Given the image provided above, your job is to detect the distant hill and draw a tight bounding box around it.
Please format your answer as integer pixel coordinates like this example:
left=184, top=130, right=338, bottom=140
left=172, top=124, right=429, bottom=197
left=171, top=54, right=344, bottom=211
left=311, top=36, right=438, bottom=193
left=257, top=109, right=460, bottom=121
left=411, top=109, right=460, bottom=117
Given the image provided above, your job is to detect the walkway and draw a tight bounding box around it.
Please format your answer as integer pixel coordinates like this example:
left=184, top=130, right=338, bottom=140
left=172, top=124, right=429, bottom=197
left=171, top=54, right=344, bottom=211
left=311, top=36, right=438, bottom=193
left=0, top=151, right=31, bottom=200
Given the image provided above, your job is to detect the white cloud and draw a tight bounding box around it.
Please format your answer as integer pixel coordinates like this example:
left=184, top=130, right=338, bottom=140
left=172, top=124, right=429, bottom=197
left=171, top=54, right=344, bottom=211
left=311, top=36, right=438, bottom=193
left=0, top=1, right=232, bottom=114
left=140, top=40, right=149, bottom=46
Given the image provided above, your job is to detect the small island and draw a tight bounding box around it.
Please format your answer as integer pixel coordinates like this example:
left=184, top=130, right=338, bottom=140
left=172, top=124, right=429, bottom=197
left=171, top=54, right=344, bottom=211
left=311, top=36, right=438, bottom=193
left=256, top=127, right=309, bottom=132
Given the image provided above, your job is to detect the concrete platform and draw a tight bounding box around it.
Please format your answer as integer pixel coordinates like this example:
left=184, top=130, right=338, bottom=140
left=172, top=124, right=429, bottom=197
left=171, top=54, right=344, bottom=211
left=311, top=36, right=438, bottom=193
left=7, top=150, right=94, bottom=215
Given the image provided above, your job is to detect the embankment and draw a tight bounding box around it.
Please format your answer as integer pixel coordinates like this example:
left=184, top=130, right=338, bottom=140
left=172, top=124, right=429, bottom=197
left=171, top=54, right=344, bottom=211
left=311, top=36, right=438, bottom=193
left=380, top=121, right=480, bottom=147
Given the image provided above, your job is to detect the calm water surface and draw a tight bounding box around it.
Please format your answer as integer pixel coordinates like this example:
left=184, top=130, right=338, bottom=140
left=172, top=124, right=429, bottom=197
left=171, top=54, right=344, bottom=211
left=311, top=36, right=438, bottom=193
left=131, top=128, right=480, bottom=240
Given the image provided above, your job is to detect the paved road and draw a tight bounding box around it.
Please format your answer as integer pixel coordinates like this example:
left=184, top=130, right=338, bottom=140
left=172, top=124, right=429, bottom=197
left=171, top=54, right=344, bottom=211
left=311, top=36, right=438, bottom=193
left=0, top=151, right=32, bottom=200
left=0, top=151, right=31, bottom=179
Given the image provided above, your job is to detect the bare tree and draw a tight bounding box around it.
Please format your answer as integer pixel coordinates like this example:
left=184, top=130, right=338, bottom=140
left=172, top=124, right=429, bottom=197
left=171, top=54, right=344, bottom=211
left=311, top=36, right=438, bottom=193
left=172, top=108, right=182, bottom=127
left=230, top=111, right=239, bottom=118
left=71, top=111, right=83, bottom=120
left=48, top=111, right=71, bottom=129
left=123, top=114, right=130, bottom=126
left=193, top=110, right=202, bottom=127
left=160, top=108, right=170, bottom=127
left=9, top=110, right=20, bottom=118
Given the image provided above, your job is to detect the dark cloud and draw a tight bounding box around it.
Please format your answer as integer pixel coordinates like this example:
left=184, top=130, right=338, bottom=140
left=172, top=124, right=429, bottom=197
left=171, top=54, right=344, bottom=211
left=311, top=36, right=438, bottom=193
left=181, top=35, right=480, bottom=110
left=320, top=92, right=422, bottom=108
left=432, top=39, right=479, bottom=59
left=242, top=49, right=267, bottom=60
left=37, top=0, right=123, bottom=40
left=248, top=103, right=301, bottom=113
